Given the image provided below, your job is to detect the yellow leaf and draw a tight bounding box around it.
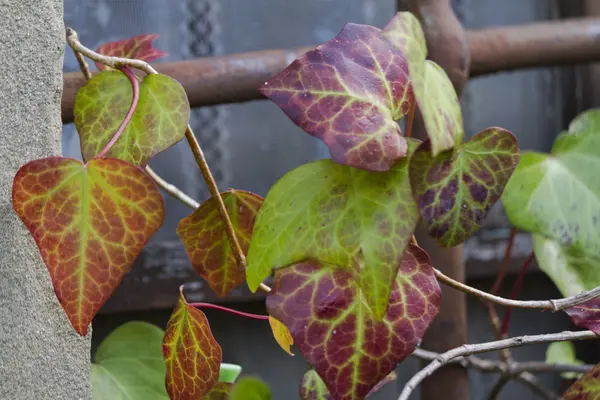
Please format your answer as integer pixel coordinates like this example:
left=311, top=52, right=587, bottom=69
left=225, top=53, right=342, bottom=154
left=269, top=316, right=294, bottom=356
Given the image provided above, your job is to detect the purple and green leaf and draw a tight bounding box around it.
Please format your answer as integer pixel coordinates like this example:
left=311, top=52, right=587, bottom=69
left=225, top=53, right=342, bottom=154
left=246, top=140, right=421, bottom=319
left=163, top=288, right=222, bottom=400
left=563, top=362, right=600, bottom=399
left=409, top=128, right=519, bottom=247
left=300, top=369, right=397, bottom=399
left=74, top=71, right=190, bottom=166
left=12, top=157, right=164, bottom=335
left=383, top=12, right=463, bottom=155
left=260, top=23, right=414, bottom=172
left=564, top=298, right=600, bottom=336
left=95, top=34, right=168, bottom=71
left=177, top=190, right=263, bottom=298
left=267, top=245, right=440, bottom=400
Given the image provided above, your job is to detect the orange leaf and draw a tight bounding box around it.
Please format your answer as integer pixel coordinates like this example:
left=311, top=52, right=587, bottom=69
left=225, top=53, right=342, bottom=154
left=163, top=287, right=222, bottom=399
left=12, top=157, right=164, bottom=335
left=269, top=316, right=294, bottom=356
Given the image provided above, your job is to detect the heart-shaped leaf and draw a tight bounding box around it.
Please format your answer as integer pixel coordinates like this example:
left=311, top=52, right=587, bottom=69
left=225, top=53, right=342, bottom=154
left=300, top=369, right=397, bottom=399
left=502, top=127, right=600, bottom=267
left=383, top=12, right=463, bottom=155
left=177, top=190, right=263, bottom=297
left=532, top=235, right=600, bottom=297
left=91, top=322, right=168, bottom=399
left=564, top=362, right=600, bottom=399
left=259, top=23, right=414, bottom=172
left=267, top=245, right=441, bottom=400
left=568, top=108, right=600, bottom=135
left=12, top=157, right=164, bottom=335
left=229, top=377, right=272, bottom=400
left=410, top=128, right=519, bottom=247
left=163, top=287, right=222, bottom=400
left=95, top=34, right=168, bottom=71
left=269, top=316, right=294, bottom=356
left=564, top=298, right=600, bottom=336
left=74, top=71, right=190, bottom=166
left=246, top=139, right=420, bottom=319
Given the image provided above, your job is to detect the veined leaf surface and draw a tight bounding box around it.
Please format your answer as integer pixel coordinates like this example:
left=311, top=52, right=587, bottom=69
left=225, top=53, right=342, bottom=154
left=95, top=34, right=168, bottom=71
left=177, top=190, right=263, bottom=297
left=74, top=71, right=190, bottom=166
left=564, top=362, right=600, bottom=399
left=564, top=298, right=600, bottom=336
left=12, top=157, right=164, bottom=335
left=409, top=128, right=519, bottom=246
left=267, top=245, right=441, bottom=399
left=260, top=23, right=413, bottom=172
left=247, top=140, right=420, bottom=319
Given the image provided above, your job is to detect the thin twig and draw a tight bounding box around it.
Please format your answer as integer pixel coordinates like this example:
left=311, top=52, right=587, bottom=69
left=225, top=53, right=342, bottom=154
left=516, top=372, right=561, bottom=400
left=411, top=348, right=593, bottom=375
left=398, top=330, right=597, bottom=400
left=73, top=49, right=93, bottom=80
left=433, top=268, right=600, bottom=311
left=188, top=302, right=269, bottom=321
left=488, top=375, right=511, bottom=400
left=66, top=27, right=271, bottom=294
left=144, top=166, right=200, bottom=209
left=501, top=251, right=535, bottom=336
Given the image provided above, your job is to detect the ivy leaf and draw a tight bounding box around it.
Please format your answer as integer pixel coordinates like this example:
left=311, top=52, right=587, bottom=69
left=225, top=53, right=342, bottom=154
left=532, top=235, right=600, bottom=298
left=74, top=71, right=190, bottom=166
left=259, top=23, right=413, bottom=172
left=163, top=287, right=222, bottom=400
left=229, top=377, right=272, bottom=400
left=383, top=12, right=463, bottom=155
left=12, top=157, right=164, bottom=335
left=409, top=128, right=519, bottom=247
left=267, top=245, right=441, bottom=400
left=269, top=316, right=294, bottom=356
left=177, top=190, right=263, bottom=297
left=246, top=140, right=421, bottom=319
left=91, top=322, right=168, bottom=400
left=546, top=341, right=585, bottom=380
left=218, top=364, right=242, bottom=384
left=502, top=128, right=600, bottom=274
left=568, top=108, right=600, bottom=135
left=95, top=34, right=168, bottom=71
left=564, top=298, right=600, bottom=336
left=202, top=383, right=231, bottom=400
left=299, top=369, right=397, bottom=399
left=563, top=362, right=600, bottom=399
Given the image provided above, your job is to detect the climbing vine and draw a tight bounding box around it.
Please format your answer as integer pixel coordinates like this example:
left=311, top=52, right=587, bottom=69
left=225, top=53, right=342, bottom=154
left=11, top=11, right=600, bottom=400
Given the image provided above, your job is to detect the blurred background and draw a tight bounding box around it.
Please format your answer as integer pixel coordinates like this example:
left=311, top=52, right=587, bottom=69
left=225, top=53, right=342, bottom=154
left=62, top=0, right=600, bottom=398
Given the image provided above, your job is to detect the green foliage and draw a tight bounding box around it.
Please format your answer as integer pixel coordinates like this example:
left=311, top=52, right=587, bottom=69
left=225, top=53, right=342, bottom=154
left=246, top=140, right=420, bottom=319
left=546, top=342, right=584, bottom=379
left=74, top=71, right=190, bottom=166
left=91, top=322, right=169, bottom=400
left=564, top=363, right=600, bottom=399
left=229, top=377, right=272, bottom=400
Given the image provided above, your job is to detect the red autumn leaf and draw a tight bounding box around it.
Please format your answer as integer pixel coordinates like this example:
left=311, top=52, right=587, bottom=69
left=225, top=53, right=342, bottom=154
left=95, top=34, right=168, bottom=71
left=12, top=157, right=164, bottom=335
left=300, top=369, right=397, bottom=399
left=565, top=298, right=600, bottom=335
left=177, top=190, right=263, bottom=297
left=563, top=362, right=600, bottom=399
left=267, top=244, right=441, bottom=399
left=163, top=287, right=222, bottom=400
left=260, top=23, right=414, bottom=172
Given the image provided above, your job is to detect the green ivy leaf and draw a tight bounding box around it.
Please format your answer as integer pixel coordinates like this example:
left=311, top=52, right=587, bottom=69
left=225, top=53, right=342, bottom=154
left=502, top=127, right=600, bottom=286
left=383, top=12, right=463, bottom=155
left=409, top=128, right=519, bottom=246
left=218, top=364, right=242, bottom=384
left=546, top=342, right=584, bottom=380
left=229, top=377, right=272, bottom=400
left=568, top=108, right=600, bottom=135
left=259, top=23, right=414, bottom=172
left=177, top=190, right=263, bottom=297
left=246, top=140, right=420, bottom=319
left=74, top=71, right=190, bottom=166
left=12, top=157, right=164, bottom=335
left=91, top=322, right=168, bottom=400
left=267, top=245, right=441, bottom=400
left=299, top=369, right=397, bottom=399
left=564, top=362, right=600, bottom=399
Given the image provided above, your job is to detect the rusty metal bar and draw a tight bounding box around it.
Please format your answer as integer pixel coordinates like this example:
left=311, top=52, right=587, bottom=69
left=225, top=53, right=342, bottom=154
left=61, top=17, right=600, bottom=124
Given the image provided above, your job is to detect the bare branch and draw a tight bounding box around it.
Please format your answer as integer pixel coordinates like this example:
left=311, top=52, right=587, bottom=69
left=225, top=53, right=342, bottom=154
left=144, top=166, right=200, bottom=209
left=400, top=330, right=598, bottom=400
left=515, top=372, right=561, bottom=400
left=434, top=268, right=600, bottom=311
